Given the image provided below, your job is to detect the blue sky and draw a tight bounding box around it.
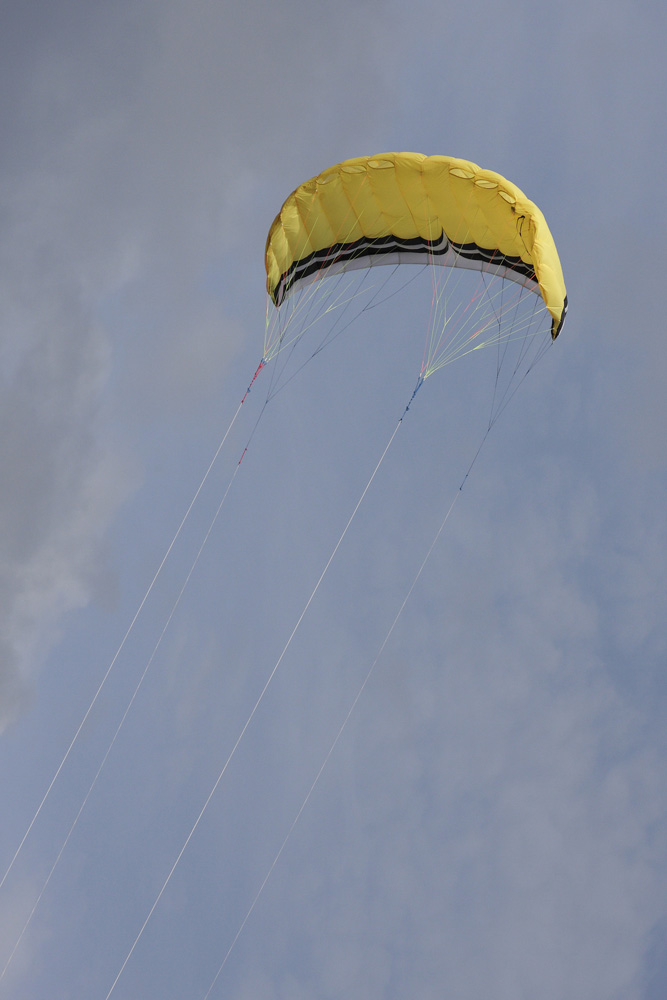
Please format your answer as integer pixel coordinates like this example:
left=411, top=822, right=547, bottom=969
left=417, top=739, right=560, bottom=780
left=0, top=2, right=665, bottom=998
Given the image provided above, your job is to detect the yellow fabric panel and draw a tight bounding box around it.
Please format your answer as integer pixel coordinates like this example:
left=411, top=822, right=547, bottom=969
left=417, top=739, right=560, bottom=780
left=265, top=153, right=567, bottom=338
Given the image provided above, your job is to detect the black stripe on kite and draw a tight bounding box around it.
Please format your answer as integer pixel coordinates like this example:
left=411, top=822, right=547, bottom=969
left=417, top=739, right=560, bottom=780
left=272, top=232, right=537, bottom=306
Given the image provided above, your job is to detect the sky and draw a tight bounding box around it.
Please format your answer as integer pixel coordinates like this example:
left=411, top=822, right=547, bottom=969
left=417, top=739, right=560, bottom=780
left=0, top=1, right=665, bottom=997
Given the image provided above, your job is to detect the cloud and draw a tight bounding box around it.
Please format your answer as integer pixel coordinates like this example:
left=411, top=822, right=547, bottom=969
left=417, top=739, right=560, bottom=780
left=0, top=0, right=400, bottom=724
left=0, top=260, right=129, bottom=728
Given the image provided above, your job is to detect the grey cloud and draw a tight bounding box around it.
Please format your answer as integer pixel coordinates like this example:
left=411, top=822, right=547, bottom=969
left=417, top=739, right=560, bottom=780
left=0, top=0, right=403, bottom=724
left=0, top=258, right=127, bottom=728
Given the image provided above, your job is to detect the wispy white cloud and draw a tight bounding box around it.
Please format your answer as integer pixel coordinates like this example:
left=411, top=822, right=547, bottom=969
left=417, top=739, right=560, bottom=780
left=0, top=0, right=399, bottom=724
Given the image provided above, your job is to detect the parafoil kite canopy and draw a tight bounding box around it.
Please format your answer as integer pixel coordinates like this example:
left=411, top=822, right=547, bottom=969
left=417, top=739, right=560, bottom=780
left=265, top=153, right=567, bottom=339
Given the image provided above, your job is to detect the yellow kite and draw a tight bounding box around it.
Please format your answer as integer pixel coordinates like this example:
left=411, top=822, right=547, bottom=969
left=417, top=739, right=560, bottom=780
left=266, top=153, right=567, bottom=339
